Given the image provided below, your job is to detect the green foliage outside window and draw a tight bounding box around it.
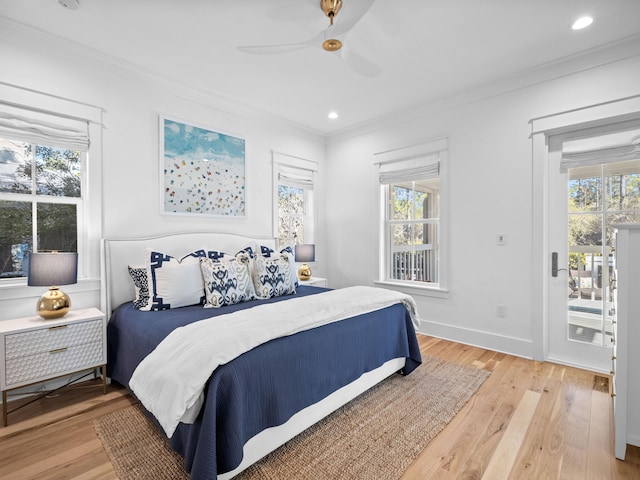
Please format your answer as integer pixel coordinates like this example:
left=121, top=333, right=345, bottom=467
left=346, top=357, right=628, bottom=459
left=0, top=140, right=80, bottom=277
left=568, top=162, right=640, bottom=257
left=278, top=184, right=305, bottom=247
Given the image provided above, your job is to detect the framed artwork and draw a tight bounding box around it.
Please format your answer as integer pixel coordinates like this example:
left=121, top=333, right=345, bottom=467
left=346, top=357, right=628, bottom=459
left=160, top=116, right=246, bottom=217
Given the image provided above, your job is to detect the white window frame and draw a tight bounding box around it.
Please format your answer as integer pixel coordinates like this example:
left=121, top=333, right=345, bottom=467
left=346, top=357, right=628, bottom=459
left=374, top=138, right=449, bottom=296
left=0, top=84, right=102, bottom=297
left=272, top=152, right=317, bottom=248
left=0, top=152, right=86, bottom=265
left=530, top=93, right=640, bottom=362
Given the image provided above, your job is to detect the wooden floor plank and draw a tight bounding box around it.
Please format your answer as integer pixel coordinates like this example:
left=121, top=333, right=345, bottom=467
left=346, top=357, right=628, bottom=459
left=509, top=376, right=565, bottom=479
left=588, top=390, right=615, bottom=480
left=481, top=390, right=541, bottom=479
left=70, top=463, right=117, bottom=480
left=558, top=379, right=592, bottom=479
left=453, top=357, right=535, bottom=479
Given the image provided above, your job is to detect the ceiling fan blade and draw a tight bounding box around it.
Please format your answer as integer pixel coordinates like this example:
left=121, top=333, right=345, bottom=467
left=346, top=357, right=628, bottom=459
left=238, top=28, right=326, bottom=56
left=340, top=47, right=382, bottom=78
left=331, top=0, right=377, bottom=37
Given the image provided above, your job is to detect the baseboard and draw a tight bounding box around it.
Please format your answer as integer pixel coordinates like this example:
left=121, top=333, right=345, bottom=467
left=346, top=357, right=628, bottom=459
left=417, top=319, right=535, bottom=360
left=544, top=354, right=610, bottom=375
left=628, top=433, right=640, bottom=448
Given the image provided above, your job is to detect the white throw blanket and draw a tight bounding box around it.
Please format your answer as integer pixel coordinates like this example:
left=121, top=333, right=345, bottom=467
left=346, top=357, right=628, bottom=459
left=129, top=285, right=419, bottom=437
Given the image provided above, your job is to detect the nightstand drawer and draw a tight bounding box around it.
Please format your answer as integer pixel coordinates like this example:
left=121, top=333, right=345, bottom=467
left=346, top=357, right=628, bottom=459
left=4, top=319, right=103, bottom=360
left=4, top=341, right=103, bottom=387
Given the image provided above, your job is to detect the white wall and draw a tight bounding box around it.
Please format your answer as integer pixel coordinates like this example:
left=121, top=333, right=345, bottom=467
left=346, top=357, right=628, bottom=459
left=0, top=23, right=326, bottom=320
left=2, top=19, right=640, bottom=364
left=324, top=51, right=640, bottom=359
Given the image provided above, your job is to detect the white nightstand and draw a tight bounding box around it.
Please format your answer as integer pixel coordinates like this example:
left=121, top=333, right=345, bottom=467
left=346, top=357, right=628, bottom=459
left=0, top=307, right=107, bottom=426
left=300, top=277, right=328, bottom=287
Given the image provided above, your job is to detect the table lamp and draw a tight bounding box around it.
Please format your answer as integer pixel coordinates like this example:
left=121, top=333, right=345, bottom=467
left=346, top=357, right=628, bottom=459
left=28, top=252, right=78, bottom=319
left=294, top=244, right=315, bottom=281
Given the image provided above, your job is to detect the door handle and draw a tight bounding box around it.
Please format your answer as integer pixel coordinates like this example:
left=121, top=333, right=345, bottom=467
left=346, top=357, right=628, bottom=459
left=551, top=252, right=567, bottom=277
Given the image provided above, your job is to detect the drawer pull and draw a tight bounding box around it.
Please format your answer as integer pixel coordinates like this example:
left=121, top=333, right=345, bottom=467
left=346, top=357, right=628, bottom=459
left=612, top=355, right=617, bottom=360
left=48, top=325, right=68, bottom=331
left=49, top=347, right=68, bottom=354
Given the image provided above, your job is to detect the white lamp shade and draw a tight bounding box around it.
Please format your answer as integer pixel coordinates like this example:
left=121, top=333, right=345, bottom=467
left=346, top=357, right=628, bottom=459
left=28, top=252, right=78, bottom=286
left=294, top=244, right=315, bottom=263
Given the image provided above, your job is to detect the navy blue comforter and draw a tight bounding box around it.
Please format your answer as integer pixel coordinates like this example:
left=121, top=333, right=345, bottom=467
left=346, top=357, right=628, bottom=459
left=107, top=286, right=422, bottom=478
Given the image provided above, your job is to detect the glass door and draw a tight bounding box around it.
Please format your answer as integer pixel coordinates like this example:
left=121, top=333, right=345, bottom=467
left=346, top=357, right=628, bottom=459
left=566, top=160, right=640, bottom=346
left=548, top=132, right=640, bottom=370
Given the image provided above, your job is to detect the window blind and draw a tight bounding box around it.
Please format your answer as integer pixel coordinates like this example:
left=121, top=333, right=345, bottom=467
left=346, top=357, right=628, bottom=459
left=378, top=154, right=439, bottom=184
left=278, top=164, right=315, bottom=189
left=560, top=128, right=640, bottom=173
left=374, top=138, right=446, bottom=185
left=0, top=111, right=89, bottom=151
left=273, top=152, right=317, bottom=190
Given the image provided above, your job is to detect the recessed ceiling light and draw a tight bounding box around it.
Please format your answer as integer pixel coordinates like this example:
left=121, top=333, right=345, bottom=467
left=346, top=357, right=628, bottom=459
left=572, top=16, right=593, bottom=30
left=328, top=111, right=339, bottom=120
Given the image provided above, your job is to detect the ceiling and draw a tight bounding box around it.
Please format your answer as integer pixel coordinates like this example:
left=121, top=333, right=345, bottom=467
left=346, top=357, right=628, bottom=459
left=2, top=0, right=640, bottom=135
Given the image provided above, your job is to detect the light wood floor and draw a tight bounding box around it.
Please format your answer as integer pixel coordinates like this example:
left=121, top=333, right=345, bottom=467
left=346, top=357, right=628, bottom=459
left=1, top=334, right=639, bottom=479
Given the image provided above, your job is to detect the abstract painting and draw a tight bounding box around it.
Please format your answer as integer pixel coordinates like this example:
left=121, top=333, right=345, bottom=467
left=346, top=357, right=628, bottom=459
left=160, top=116, right=245, bottom=216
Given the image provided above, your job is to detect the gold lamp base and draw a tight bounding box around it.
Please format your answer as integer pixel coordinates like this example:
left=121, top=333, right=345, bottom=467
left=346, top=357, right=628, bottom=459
left=298, top=264, right=312, bottom=281
left=36, top=286, right=71, bottom=319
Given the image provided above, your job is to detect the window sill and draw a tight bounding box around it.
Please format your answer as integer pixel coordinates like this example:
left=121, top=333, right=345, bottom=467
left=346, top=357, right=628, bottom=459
left=374, top=280, right=449, bottom=299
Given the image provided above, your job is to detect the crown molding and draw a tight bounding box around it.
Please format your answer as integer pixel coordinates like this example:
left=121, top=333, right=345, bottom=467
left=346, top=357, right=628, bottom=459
left=327, top=33, right=640, bottom=144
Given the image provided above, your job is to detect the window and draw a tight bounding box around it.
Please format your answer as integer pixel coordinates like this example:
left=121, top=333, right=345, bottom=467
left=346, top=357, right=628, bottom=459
left=560, top=123, right=640, bottom=345
left=376, top=138, right=447, bottom=290
left=278, top=183, right=306, bottom=245
left=0, top=109, right=89, bottom=280
left=386, top=178, right=439, bottom=283
left=566, top=159, right=640, bottom=345
left=273, top=153, right=316, bottom=248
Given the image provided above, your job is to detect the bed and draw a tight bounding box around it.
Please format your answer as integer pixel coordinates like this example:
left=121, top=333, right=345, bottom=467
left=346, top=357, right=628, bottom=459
left=101, top=232, right=422, bottom=479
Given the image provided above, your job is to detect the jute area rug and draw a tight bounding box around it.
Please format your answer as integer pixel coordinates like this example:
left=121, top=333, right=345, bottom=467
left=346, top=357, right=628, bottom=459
left=93, top=355, right=490, bottom=480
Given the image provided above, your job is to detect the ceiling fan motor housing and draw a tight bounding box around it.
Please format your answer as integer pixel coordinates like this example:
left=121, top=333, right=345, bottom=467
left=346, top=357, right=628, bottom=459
left=322, top=39, right=343, bottom=51
left=321, top=0, right=342, bottom=25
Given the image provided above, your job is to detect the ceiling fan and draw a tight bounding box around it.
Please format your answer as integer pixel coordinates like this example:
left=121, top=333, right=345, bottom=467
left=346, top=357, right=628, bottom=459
left=238, top=0, right=382, bottom=78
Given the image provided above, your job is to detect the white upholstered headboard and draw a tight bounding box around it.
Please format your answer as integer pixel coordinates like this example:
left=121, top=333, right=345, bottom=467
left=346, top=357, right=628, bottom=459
left=100, top=232, right=277, bottom=318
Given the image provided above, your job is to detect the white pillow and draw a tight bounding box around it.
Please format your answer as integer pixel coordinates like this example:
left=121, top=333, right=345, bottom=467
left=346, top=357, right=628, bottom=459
left=200, top=253, right=256, bottom=308
left=141, top=249, right=205, bottom=311
left=252, top=253, right=296, bottom=299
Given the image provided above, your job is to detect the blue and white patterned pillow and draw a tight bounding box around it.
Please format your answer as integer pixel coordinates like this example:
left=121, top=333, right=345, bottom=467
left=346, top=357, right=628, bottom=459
left=246, top=245, right=299, bottom=288
left=252, top=253, right=296, bottom=299
left=127, top=265, right=149, bottom=309
left=140, top=249, right=206, bottom=311
left=200, top=253, right=256, bottom=308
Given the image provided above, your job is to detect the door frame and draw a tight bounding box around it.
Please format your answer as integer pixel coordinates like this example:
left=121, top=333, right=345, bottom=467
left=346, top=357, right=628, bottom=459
left=530, top=94, right=640, bottom=370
